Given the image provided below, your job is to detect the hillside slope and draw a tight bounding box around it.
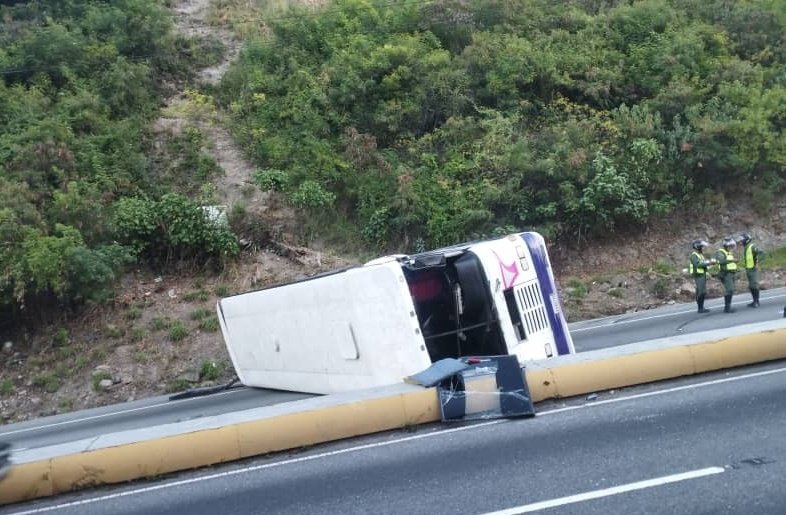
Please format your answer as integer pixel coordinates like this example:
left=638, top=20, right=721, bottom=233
left=2, top=0, right=786, bottom=424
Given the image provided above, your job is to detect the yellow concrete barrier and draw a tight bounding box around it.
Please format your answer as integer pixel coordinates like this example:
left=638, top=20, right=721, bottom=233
left=531, top=327, right=786, bottom=401
left=689, top=328, right=786, bottom=373
left=0, top=459, right=52, bottom=505
left=50, top=425, right=241, bottom=494
left=3, top=326, right=786, bottom=506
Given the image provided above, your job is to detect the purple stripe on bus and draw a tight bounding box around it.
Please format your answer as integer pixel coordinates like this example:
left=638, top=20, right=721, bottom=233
left=521, top=232, right=572, bottom=356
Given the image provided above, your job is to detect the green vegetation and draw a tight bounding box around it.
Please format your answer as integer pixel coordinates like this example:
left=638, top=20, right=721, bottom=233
left=166, top=378, right=192, bottom=393
left=4, top=0, right=786, bottom=338
left=653, top=261, right=675, bottom=275
left=168, top=320, right=189, bottom=342
left=566, top=279, right=589, bottom=300
left=92, top=371, right=113, bottom=391
left=58, top=344, right=77, bottom=359
left=651, top=277, right=672, bottom=299
left=90, top=345, right=109, bottom=362
left=52, top=328, right=70, bottom=346
left=150, top=317, right=171, bottom=331
left=0, top=379, right=13, bottom=396
left=114, top=194, right=238, bottom=264
left=129, top=327, right=146, bottom=342
left=763, top=245, right=786, bottom=269
left=199, top=360, right=224, bottom=381
left=125, top=308, right=142, bottom=321
left=182, top=290, right=211, bottom=302
left=190, top=308, right=213, bottom=321
left=103, top=324, right=125, bottom=339
left=198, top=316, right=220, bottom=332
left=218, top=0, right=786, bottom=250
left=33, top=373, right=61, bottom=393
left=59, top=398, right=75, bottom=411
left=0, top=0, right=236, bottom=332
left=190, top=307, right=219, bottom=331
left=133, top=350, right=149, bottom=364
left=73, top=356, right=89, bottom=371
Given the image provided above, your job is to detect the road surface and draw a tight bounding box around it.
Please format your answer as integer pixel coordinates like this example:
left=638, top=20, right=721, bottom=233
left=5, top=360, right=785, bottom=514
left=2, top=289, right=784, bottom=453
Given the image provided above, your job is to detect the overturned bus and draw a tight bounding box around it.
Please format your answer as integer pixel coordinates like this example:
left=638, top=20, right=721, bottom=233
left=217, top=232, right=574, bottom=394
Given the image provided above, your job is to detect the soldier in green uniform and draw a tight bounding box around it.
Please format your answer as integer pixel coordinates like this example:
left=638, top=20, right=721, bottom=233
left=689, top=240, right=714, bottom=313
left=737, top=233, right=764, bottom=308
left=715, top=237, right=738, bottom=313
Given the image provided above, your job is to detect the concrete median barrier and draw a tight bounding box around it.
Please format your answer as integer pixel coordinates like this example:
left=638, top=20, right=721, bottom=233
left=525, top=318, right=786, bottom=401
left=3, top=319, right=786, bottom=506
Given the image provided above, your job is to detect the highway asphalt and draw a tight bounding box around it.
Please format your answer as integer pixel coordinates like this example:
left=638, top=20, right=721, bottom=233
left=2, top=288, right=785, bottom=453
left=569, top=287, right=786, bottom=351
left=6, top=359, right=786, bottom=515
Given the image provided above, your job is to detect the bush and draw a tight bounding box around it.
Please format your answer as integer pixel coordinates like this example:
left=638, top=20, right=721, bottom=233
left=114, top=193, right=239, bottom=265
left=289, top=181, right=336, bottom=210
left=0, top=0, right=200, bottom=323
left=254, top=169, right=288, bottom=191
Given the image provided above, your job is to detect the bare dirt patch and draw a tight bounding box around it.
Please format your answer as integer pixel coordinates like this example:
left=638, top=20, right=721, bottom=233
left=174, top=0, right=242, bottom=85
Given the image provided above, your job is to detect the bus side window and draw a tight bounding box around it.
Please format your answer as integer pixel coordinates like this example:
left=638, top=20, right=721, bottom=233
left=503, top=288, right=526, bottom=341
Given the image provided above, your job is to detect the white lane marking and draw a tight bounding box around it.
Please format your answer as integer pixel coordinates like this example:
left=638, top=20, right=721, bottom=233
left=479, top=467, right=725, bottom=514
left=8, top=365, right=786, bottom=515
left=0, top=389, right=248, bottom=437
left=569, top=291, right=786, bottom=333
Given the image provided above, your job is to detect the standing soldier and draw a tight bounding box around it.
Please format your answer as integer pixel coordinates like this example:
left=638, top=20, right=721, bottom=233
left=738, top=233, right=764, bottom=308
left=689, top=240, right=714, bottom=313
left=715, top=237, right=738, bottom=313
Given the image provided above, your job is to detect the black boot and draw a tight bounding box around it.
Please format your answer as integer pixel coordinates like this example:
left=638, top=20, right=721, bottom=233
left=754, top=288, right=760, bottom=307
left=697, top=294, right=710, bottom=313
left=724, top=294, right=735, bottom=313
left=747, top=288, right=758, bottom=308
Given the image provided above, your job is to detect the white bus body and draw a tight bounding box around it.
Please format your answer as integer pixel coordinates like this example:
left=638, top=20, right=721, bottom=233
left=217, top=232, right=574, bottom=394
